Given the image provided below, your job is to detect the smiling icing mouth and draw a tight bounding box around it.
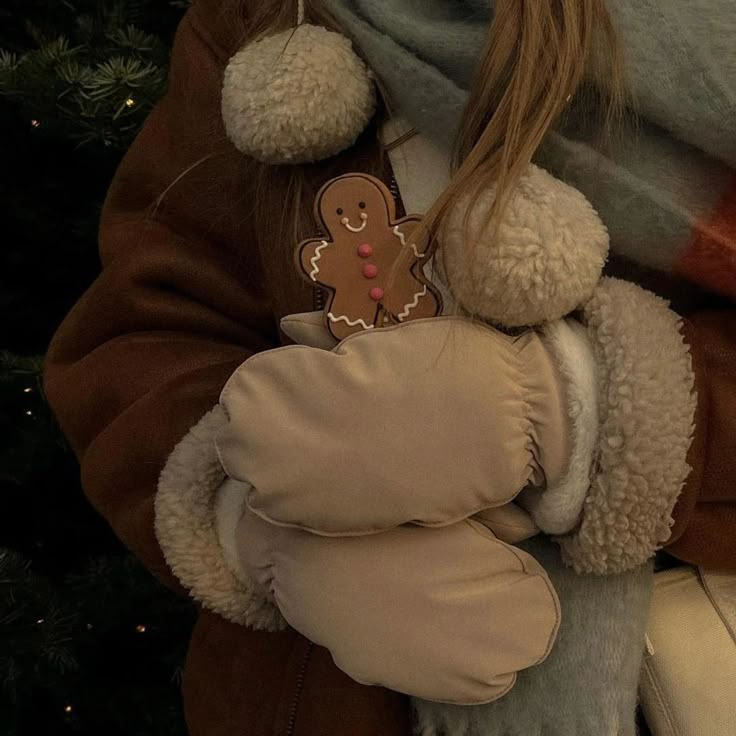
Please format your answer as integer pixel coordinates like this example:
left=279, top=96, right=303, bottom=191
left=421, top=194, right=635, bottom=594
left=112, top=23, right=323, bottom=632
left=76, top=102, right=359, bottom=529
left=341, top=213, right=368, bottom=232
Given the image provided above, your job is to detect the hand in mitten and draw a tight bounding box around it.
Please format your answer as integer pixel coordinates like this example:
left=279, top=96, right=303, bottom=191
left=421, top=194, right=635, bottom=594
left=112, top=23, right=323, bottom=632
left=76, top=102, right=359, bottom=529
left=218, top=276, right=697, bottom=575
left=212, top=312, right=565, bottom=704
left=280, top=311, right=544, bottom=547
left=215, top=316, right=574, bottom=536
left=216, top=479, right=560, bottom=705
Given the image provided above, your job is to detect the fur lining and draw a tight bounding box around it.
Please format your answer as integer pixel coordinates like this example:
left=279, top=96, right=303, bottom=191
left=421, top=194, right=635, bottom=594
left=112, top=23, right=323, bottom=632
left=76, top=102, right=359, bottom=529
left=154, top=405, right=285, bottom=630
left=519, top=318, right=599, bottom=535
left=559, top=278, right=697, bottom=575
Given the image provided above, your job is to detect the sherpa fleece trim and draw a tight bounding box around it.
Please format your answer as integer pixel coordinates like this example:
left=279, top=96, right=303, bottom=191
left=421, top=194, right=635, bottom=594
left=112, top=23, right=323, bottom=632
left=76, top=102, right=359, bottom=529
left=519, top=318, right=599, bottom=535
left=154, top=404, right=285, bottom=630
left=559, top=278, right=697, bottom=575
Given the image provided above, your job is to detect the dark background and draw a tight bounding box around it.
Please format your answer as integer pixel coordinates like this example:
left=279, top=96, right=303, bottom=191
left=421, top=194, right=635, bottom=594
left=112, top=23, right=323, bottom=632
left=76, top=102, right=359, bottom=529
left=1, top=3, right=196, bottom=734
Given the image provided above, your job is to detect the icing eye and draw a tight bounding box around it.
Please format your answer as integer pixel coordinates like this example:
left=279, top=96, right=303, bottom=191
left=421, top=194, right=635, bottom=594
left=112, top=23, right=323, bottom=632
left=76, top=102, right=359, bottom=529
left=336, top=208, right=344, bottom=215
left=358, top=201, right=366, bottom=209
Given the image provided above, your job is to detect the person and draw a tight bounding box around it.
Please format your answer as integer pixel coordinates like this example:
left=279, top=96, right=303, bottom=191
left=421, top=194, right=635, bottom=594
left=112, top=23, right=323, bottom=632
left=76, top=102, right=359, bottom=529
left=43, top=1, right=736, bottom=734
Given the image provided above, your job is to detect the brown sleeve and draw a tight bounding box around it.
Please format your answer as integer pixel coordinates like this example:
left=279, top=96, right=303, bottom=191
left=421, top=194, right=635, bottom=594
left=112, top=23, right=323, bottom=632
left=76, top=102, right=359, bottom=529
left=42, top=1, right=279, bottom=591
left=183, top=612, right=412, bottom=736
left=666, top=310, right=736, bottom=571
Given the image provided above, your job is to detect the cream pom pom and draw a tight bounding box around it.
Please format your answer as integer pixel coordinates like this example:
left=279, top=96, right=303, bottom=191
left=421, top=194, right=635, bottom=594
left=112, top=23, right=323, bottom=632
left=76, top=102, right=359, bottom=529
left=440, top=164, right=609, bottom=326
left=221, top=24, right=376, bottom=165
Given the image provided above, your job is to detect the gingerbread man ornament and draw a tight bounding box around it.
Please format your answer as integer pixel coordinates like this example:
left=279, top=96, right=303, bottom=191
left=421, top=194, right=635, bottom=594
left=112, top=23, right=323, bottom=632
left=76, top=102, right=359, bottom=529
left=296, top=173, right=443, bottom=341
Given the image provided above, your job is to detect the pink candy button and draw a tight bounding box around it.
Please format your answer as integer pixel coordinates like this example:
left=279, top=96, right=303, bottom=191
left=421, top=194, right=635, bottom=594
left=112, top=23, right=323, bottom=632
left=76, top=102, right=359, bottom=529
left=357, top=243, right=373, bottom=258
left=369, top=287, right=384, bottom=301
left=363, top=264, right=378, bottom=279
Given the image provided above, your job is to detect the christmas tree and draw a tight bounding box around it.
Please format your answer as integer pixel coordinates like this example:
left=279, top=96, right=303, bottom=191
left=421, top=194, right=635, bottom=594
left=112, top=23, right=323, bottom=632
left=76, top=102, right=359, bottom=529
left=1, top=2, right=198, bottom=734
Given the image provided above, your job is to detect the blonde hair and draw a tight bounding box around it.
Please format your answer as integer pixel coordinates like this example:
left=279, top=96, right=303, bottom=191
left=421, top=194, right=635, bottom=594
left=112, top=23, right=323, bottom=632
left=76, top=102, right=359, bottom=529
left=234, top=0, right=624, bottom=306
left=428, top=0, right=623, bottom=247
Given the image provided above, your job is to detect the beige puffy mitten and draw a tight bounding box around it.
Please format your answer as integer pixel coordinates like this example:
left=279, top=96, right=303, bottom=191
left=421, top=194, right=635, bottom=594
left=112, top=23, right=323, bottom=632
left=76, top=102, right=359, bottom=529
left=220, top=484, right=560, bottom=705
left=212, top=316, right=577, bottom=704
left=216, top=317, right=573, bottom=536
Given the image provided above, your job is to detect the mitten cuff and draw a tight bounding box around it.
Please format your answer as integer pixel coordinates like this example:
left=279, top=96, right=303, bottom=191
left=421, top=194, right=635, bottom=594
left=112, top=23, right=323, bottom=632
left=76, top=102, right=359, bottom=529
left=518, top=317, right=599, bottom=535
left=154, top=404, right=284, bottom=630
left=560, top=278, right=697, bottom=575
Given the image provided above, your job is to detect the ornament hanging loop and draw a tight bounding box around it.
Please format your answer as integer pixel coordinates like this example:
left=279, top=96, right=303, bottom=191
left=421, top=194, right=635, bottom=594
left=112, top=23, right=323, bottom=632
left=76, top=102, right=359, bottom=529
left=297, top=0, right=305, bottom=26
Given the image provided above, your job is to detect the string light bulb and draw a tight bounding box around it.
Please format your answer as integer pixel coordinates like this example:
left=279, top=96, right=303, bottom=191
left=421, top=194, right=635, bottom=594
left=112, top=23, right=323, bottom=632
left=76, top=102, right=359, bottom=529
left=64, top=705, right=73, bottom=714
left=31, top=119, right=41, bottom=128
left=135, top=624, right=147, bottom=633
left=25, top=410, right=33, bottom=416
left=36, top=618, right=45, bottom=624
left=24, top=387, right=32, bottom=393
left=125, top=97, right=136, bottom=108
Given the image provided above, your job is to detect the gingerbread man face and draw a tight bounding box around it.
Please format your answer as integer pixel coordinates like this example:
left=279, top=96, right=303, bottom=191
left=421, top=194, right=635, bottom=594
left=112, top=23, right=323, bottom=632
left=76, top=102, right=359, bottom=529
left=318, top=176, right=389, bottom=237
left=296, top=173, right=443, bottom=341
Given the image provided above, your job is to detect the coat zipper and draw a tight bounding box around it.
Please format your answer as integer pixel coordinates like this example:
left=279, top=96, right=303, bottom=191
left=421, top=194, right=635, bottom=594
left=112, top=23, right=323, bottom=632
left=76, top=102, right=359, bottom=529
left=285, top=640, right=314, bottom=736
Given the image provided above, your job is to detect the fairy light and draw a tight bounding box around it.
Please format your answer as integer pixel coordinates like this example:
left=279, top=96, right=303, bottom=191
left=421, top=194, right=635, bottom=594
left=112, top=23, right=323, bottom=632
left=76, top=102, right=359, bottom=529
left=36, top=618, right=45, bottom=624
left=135, top=624, right=147, bottom=633
left=30, top=119, right=41, bottom=128
left=125, top=97, right=136, bottom=108
left=24, top=387, right=32, bottom=393
left=25, top=410, right=33, bottom=416
left=64, top=705, right=73, bottom=714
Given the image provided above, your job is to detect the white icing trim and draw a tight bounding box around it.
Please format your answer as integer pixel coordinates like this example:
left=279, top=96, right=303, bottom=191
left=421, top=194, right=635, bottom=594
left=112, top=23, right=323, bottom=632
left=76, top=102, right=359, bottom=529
left=327, top=312, right=375, bottom=330
left=309, top=240, right=330, bottom=281
left=342, top=213, right=368, bottom=232
left=392, top=225, right=407, bottom=244
left=398, top=285, right=428, bottom=320
left=392, top=225, right=425, bottom=258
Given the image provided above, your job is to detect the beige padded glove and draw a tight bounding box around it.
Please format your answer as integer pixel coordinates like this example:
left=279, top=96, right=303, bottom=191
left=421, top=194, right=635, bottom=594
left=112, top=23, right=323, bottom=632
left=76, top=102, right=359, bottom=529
left=215, top=317, right=571, bottom=536
left=278, top=312, right=544, bottom=545
left=212, top=315, right=580, bottom=704
left=219, top=480, right=560, bottom=704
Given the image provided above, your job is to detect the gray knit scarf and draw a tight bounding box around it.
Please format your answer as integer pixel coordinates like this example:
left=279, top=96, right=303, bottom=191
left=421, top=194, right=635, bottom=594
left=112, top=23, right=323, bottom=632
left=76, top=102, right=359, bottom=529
left=322, top=0, right=490, bottom=144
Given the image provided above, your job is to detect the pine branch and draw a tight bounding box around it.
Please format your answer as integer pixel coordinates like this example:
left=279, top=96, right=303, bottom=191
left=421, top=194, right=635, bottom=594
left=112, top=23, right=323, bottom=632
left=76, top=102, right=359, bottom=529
left=81, top=56, right=164, bottom=100
left=1, top=3, right=193, bottom=729
left=0, top=0, right=183, bottom=149
left=0, top=550, right=79, bottom=703
left=108, top=24, right=157, bottom=52
left=0, top=351, right=44, bottom=381
left=0, top=48, right=19, bottom=73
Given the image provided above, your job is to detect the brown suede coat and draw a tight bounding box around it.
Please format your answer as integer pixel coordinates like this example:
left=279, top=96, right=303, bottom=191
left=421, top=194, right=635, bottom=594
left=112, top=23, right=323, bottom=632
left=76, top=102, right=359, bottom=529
left=43, top=1, right=736, bottom=734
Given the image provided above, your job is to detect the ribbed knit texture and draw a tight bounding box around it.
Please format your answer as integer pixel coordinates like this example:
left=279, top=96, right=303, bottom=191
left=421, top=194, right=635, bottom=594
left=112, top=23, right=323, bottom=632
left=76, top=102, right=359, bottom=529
left=324, top=0, right=736, bottom=165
